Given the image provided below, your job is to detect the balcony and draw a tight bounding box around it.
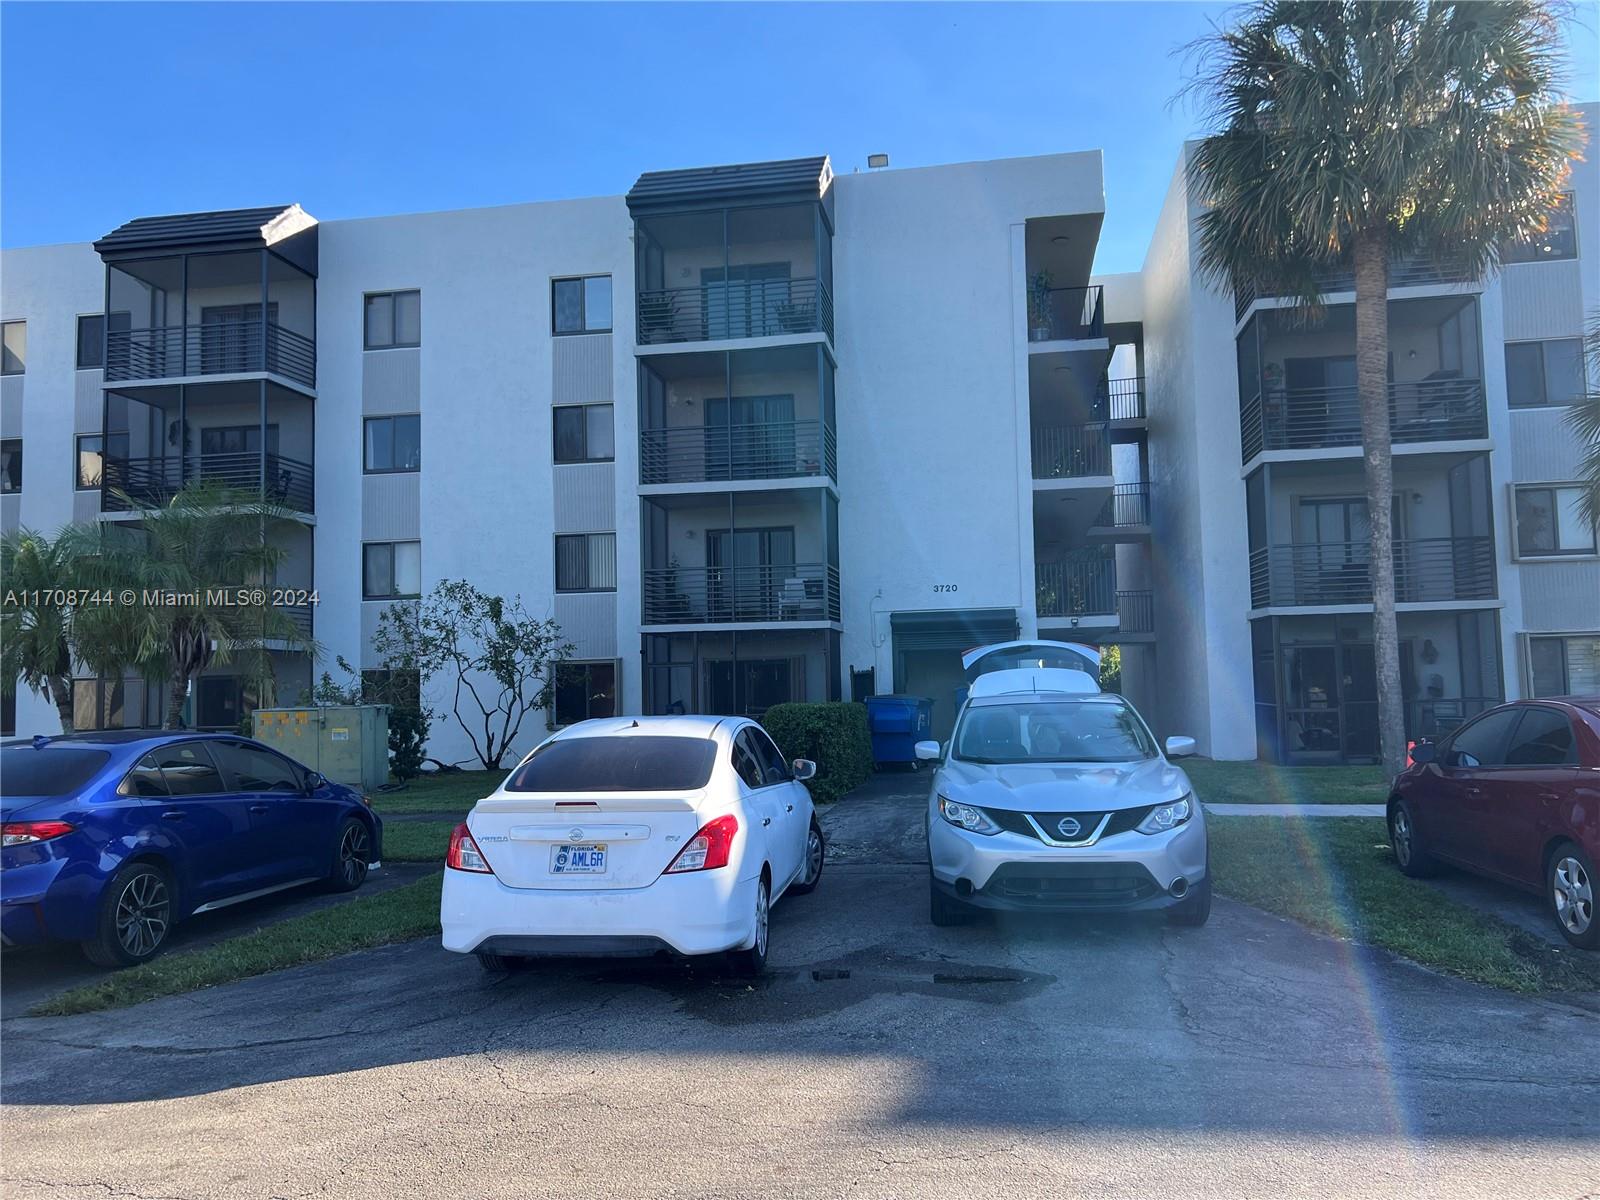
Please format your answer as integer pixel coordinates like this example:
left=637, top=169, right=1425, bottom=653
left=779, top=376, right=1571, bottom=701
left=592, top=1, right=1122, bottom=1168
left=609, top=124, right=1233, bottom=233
left=1233, top=253, right=1476, bottom=321
left=1090, top=483, right=1152, bottom=533
left=1116, top=590, right=1155, bottom=634
left=1036, top=554, right=1116, bottom=619
left=101, top=451, right=315, bottom=514
left=643, top=563, right=840, bottom=625
left=1241, top=379, right=1487, bottom=462
left=1103, top=377, right=1146, bottom=423
left=1028, top=286, right=1104, bottom=343
left=106, top=321, right=316, bottom=390
left=1031, top=422, right=1111, bottom=480
left=1248, top=537, right=1495, bottom=608
left=638, top=277, right=834, bottom=346
left=641, top=420, right=835, bottom=486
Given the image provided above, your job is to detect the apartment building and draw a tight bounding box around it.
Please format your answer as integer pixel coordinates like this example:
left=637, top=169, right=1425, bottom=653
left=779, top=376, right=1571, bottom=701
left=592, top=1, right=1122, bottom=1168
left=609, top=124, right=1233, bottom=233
left=1, top=109, right=1593, bottom=767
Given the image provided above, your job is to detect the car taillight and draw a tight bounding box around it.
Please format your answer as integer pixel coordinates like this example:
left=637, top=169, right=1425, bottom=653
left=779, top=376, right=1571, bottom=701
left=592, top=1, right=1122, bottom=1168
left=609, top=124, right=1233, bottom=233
left=445, top=823, right=494, bottom=874
left=2, top=821, right=75, bottom=847
left=663, top=814, right=739, bottom=875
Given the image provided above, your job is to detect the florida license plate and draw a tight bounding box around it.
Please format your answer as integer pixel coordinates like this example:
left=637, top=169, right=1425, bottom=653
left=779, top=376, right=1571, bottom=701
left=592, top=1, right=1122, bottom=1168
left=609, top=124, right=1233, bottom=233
left=551, top=843, right=608, bottom=874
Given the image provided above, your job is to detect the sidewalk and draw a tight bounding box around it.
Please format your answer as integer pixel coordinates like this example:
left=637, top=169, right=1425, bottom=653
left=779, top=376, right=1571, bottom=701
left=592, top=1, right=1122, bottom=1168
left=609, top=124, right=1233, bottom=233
left=1204, top=803, right=1386, bottom=817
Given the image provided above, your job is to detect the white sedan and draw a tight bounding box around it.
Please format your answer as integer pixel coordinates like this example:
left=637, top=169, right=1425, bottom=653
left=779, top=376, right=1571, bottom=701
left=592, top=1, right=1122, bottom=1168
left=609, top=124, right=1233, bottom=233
left=440, top=715, right=825, bottom=975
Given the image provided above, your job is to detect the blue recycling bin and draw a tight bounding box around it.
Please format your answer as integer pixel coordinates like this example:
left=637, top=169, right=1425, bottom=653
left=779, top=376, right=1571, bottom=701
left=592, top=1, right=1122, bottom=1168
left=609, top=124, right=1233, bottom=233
left=864, top=695, right=934, bottom=769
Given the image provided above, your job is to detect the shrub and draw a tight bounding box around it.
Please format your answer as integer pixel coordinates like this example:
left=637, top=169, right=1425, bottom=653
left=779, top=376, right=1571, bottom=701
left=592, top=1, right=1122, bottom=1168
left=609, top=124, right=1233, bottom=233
left=761, top=702, right=872, bottom=804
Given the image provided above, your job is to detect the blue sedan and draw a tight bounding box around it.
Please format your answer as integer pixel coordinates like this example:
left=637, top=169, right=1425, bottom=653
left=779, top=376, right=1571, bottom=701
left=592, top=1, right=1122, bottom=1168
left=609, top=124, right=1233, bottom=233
left=2, top=731, right=382, bottom=967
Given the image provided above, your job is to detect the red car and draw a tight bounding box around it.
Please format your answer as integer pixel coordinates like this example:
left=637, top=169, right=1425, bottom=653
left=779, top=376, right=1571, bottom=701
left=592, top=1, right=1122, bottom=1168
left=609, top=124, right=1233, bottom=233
left=1388, top=697, right=1600, bottom=950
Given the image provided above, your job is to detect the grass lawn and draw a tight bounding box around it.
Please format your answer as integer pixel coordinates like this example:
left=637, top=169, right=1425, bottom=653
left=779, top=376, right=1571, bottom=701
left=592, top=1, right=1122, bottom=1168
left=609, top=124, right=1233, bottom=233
left=382, top=819, right=460, bottom=864
left=1184, top=759, right=1389, bottom=806
left=1209, top=816, right=1600, bottom=994
left=34, top=873, right=444, bottom=1017
left=370, top=769, right=508, bottom=816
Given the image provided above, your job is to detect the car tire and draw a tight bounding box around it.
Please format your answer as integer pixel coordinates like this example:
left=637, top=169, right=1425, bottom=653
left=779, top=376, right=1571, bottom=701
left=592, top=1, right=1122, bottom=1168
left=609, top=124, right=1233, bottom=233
left=475, top=951, right=524, bottom=974
left=324, top=816, right=372, bottom=893
left=83, top=860, right=175, bottom=969
left=727, top=876, right=770, bottom=977
left=1168, top=875, right=1212, bottom=927
left=789, top=818, right=825, bottom=896
left=1388, top=800, right=1438, bottom=878
left=929, top=878, right=970, bottom=927
left=1548, top=842, right=1598, bottom=951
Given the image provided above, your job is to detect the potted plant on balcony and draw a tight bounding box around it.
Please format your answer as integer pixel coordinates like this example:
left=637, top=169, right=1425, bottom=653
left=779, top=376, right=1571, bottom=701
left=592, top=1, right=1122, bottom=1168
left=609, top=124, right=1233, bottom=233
left=1027, top=270, right=1055, bottom=342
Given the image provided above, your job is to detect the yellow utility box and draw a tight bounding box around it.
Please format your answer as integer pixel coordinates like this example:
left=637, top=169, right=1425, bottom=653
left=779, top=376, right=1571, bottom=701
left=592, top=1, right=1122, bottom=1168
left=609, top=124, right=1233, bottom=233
left=253, top=705, right=390, bottom=791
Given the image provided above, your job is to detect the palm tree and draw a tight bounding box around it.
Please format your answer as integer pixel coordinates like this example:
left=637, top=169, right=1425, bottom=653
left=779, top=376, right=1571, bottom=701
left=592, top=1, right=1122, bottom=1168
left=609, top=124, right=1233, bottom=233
left=1183, top=1, right=1582, bottom=774
left=1566, top=313, right=1600, bottom=529
left=67, top=480, right=315, bottom=729
left=2, top=529, right=79, bottom=731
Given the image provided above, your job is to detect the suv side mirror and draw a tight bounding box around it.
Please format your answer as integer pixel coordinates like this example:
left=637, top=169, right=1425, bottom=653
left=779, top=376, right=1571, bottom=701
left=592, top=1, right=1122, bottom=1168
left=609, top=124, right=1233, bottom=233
left=792, top=759, right=817, bottom=781
left=1409, top=741, right=1436, bottom=766
left=1164, top=735, right=1197, bottom=759
left=914, top=740, right=942, bottom=761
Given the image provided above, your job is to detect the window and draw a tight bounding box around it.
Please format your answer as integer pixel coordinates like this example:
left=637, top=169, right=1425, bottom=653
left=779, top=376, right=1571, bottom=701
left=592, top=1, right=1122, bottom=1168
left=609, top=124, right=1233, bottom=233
left=0, top=747, right=110, bottom=795
left=118, top=754, right=170, bottom=798
left=553, top=661, right=617, bottom=726
left=364, top=414, right=421, bottom=473
left=213, top=741, right=304, bottom=792
left=731, top=731, right=765, bottom=789
left=151, top=742, right=226, bottom=796
left=196, top=677, right=244, bottom=731
left=1444, top=708, right=1521, bottom=768
left=0, top=689, right=13, bottom=737
left=1504, top=707, right=1576, bottom=767
left=364, top=290, right=421, bottom=349
left=553, top=404, right=614, bottom=463
left=1, top=439, right=20, bottom=493
left=746, top=726, right=792, bottom=785
left=553, top=276, right=612, bottom=334
left=201, top=424, right=278, bottom=456
left=1529, top=635, right=1600, bottom=697
left=1508, top=194, right=1577, bottom=263
left=555, top=532, right=616, bottom=592
left=2, top=321, right=24, bottom=375
left=1515, top=485, right=1597, bottom=557
left=76, top=313, right=129, bottom=370
left=363, top=541, right=422, bottom=599
left=76, top=435, right=103, bottom=490
left=1505, top=339, right=1585, bottom=408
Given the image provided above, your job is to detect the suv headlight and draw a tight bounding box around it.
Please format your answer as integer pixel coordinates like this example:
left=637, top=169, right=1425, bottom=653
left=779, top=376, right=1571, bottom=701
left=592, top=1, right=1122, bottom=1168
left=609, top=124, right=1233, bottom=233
left=1137, top=795, right=1193, bottom=835
left=937, top=795, right=1001, bottom=836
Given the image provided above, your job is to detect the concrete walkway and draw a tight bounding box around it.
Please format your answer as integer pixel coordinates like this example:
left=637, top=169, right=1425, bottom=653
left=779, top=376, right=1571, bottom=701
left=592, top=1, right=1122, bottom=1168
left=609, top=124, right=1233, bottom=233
left=1205, top=802, right=1386, bottom=817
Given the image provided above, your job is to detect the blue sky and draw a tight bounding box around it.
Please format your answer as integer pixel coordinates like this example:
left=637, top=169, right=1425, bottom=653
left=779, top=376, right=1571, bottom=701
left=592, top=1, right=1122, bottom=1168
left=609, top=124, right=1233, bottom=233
left=3, top=2, right=1596, bottom=272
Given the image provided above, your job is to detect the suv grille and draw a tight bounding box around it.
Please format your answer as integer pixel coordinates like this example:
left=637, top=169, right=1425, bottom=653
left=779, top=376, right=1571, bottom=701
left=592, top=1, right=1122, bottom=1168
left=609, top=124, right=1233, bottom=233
left=986, top=806, right=1152, bottom=842
left=983, top=861, right=1162, bottom=906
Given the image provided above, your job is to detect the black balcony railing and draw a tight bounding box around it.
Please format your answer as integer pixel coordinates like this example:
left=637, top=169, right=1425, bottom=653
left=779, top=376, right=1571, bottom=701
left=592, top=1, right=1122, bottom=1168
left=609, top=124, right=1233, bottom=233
left=1036, top=557, right=1116, bottom=618
left=1102, top=377, right=1146, bottom=422
left=1240, top=378, right=1488, bottom=461
left=1029, top=286, right=1104, bottom=342
left=1116, top=590, right=1154, bottom=634
left=105, top=322, right=316, bottom=389
left=101, top=452, right=315, bottom=514
left=1031, top=422, right=1111, bottom=480
left=636, top=277, right=833, bottom=345
left=274, top=603, right=314, bottom=639
left=639, top=420, right=836, bottom=486
left=1233, top=255, right=1476, bottom=321
left=642, top=563, right=840, bottom=625
left=1248, top=536, right=1495, bottom=607
left=1094, top=483, right=1151, bottom=529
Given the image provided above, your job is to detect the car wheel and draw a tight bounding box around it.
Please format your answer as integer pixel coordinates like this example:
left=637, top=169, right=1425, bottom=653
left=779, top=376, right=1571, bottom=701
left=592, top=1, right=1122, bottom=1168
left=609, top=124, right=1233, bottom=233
left=325, top=817, right=372, bottom=893
left=1389, top=800, right=1438, bottom=878
left=727, top=876, right=770, bottom=977
left=83, top=861, right=175, bottom=968
left=1548, top=843, right=1598, bottom=951
left=475, top=951, right=525, bottom=974
left=1168, top=875, right=1212, bottom=927
left=789, top=818, right=825, bottom=895
left=929, top=877, right=970, bottom=927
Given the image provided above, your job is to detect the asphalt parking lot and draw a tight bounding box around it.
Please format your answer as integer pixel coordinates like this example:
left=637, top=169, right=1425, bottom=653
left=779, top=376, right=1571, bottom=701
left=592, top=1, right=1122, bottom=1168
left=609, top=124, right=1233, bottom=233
left=2, top=775, right=1597, bottom=1199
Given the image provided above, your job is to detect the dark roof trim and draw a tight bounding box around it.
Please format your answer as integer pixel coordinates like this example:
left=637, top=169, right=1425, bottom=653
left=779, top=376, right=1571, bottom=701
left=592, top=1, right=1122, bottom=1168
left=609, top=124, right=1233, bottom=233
left=94, top=204, right=317, bottom=261
left=626, top=156, right=833, bottom=217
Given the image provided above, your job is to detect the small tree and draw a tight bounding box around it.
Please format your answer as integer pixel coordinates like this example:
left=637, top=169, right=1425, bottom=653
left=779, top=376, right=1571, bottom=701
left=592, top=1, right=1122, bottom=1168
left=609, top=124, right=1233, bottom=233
left=2, top=529, right=80, bottom=731
left=1566, top=312, right=1600, bottom=529
left=375, top=580, right=569, bottom=771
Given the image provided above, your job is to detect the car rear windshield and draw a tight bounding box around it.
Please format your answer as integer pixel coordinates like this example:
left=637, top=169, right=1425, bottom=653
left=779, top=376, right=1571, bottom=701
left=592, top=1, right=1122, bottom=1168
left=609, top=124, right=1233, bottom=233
left=1, top=747, right=113, bottom=797
left=504, top=736, right=718, bottom=792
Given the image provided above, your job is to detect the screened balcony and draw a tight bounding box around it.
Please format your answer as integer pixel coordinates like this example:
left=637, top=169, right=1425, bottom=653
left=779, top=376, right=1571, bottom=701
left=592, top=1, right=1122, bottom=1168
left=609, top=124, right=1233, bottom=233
left=1237, top=296, right=1487, bottom=462
left=99, top=381, right=314, bottom=514
left=92, top=207, right=318, bottom=391
left=643, top=629, right=841, bottom=716
left=642, top=489, right=840, bottom=626
left=638, top=345, right=836, bottom=485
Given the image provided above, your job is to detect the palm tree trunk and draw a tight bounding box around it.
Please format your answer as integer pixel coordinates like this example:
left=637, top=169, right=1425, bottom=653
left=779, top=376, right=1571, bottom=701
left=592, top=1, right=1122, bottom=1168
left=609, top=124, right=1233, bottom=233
left=46, top=675, right=75, bottom=733
left=1354, top=229, right=1406, bottom=777
left=165, top=675, right=190, bottom=730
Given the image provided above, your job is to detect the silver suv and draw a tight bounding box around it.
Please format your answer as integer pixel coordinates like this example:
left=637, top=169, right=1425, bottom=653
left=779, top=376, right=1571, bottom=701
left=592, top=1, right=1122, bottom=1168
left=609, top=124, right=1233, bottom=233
left=919, top=682, right=1209, bottom=927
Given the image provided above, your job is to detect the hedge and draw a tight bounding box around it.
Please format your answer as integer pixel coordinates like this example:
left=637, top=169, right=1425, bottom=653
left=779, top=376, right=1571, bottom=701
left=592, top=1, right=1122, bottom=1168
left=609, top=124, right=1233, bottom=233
left=761, top=702, right=873, bottom=804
